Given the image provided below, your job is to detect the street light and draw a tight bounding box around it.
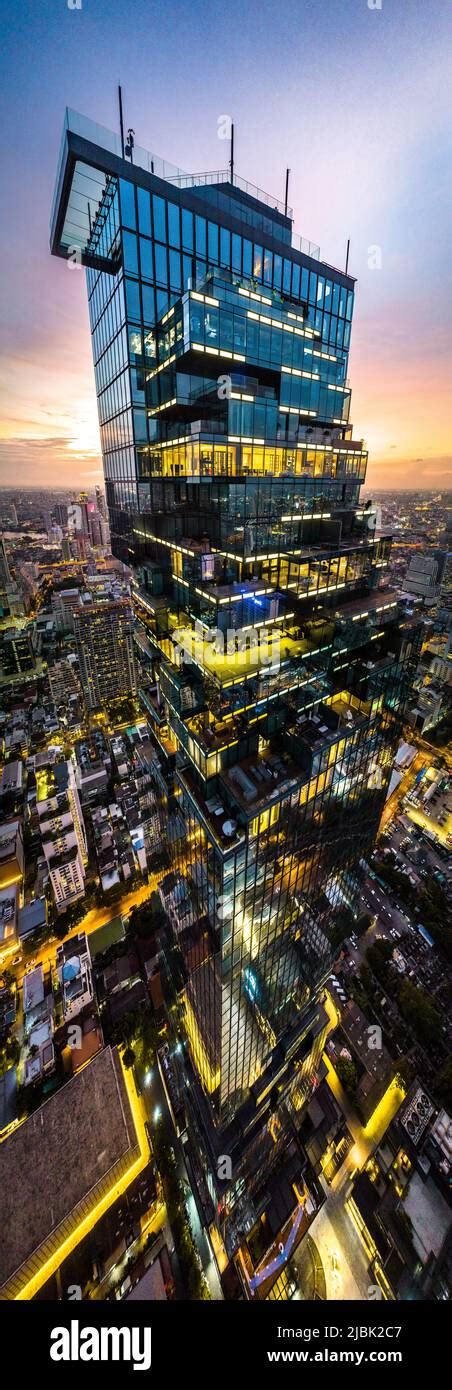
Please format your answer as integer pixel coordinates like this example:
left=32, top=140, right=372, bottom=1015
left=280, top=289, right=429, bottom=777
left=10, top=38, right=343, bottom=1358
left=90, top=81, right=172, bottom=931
left=153, top=1106, right=161, bottom=1123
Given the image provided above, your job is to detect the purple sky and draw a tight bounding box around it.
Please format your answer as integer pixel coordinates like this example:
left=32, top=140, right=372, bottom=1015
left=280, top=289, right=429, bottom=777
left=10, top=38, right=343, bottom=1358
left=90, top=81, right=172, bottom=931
left=0, top=0, right=451, bottom=492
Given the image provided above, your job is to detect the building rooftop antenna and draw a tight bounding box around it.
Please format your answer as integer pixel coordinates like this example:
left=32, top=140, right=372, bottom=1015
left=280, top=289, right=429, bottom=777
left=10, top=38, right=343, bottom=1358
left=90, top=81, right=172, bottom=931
left=118, top=84, right=125, bottom=159
left=284, top=168, right=291, bottom=217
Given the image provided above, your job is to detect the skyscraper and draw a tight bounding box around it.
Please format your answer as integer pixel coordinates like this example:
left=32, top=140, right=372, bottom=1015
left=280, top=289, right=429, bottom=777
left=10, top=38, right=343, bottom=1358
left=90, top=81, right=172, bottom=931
left=74, top=598, right=137, bottom=710
left=36, top=759, right=87, bottom=913
left=404, top=549, right=448, bottom=604
left=51, top=111, right=420, bottom=1283
left=95, top=485, right=108, bottom=521
left=0, top=537, right=24, bottom=619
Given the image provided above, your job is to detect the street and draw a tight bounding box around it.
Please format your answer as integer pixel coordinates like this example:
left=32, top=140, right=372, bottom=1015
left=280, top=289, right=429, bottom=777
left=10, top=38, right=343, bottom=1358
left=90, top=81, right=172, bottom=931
left=140, top=1056, right=223, bottom=1300
left=298, top=1066, right=405, bottom=1302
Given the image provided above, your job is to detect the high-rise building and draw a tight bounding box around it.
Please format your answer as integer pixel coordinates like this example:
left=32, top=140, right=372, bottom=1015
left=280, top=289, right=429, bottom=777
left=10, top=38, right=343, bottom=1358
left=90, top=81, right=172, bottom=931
left=74, top=598, right=137, bottom=710
left=67, top=501, right=84, bottom=534
left=74, top=534, right=88, bottom=561
left=16, top=560, right=40, bottom=610
left=51, top=585, right=82, bottom=633
left=86, top=504, right=109, bottom=549
left=95, top=485, right=108, bottom=521
left=99, top=515, right=110, bottom=548
left=68, top=495, right=91, bottom=537
left=54, top=502, right=69, bottom=529
left=0, top=626, right=36, bottom=683
left=51, top=112, right=420, bottom=1286
left=47, top=523, right=63, bottom=546
left=439, top=558, right=452, bottom=630
left=0, top=537, right=24, bottom=619
left=36, top=759, right=88, bottom=912
left=48, top=656, right=82, bottom=708
left=404, top=549, right=447, bottom=604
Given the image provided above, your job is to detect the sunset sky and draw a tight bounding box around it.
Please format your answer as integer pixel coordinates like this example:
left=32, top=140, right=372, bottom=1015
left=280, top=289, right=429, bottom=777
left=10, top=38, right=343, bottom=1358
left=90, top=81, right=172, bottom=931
left=0, top=0, right=451, bottom=492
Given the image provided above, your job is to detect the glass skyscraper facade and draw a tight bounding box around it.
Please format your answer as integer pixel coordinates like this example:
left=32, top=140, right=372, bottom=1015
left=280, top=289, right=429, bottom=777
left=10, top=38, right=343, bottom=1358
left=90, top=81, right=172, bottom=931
left=51, top=112, right=420, bottom=1288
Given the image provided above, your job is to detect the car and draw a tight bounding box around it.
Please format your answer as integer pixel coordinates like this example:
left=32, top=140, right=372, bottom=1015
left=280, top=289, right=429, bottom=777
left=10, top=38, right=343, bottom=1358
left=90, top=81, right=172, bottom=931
left=12, top=954, right=22, bottom=966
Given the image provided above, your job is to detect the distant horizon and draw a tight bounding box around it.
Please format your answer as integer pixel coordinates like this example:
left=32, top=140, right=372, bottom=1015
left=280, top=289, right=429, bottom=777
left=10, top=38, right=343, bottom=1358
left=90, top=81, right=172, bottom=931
left=1, top=483, right=451, bottom=496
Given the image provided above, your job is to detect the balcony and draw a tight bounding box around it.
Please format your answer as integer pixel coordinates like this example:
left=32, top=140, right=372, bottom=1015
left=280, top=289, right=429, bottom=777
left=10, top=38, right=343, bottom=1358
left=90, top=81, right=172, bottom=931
left=220, top=747, right=302, bottom=817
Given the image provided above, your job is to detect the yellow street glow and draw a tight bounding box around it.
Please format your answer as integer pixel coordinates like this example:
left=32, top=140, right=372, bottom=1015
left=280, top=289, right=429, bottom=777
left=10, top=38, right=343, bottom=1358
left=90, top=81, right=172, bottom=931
left=14, top=1051, right=151, bottom=1301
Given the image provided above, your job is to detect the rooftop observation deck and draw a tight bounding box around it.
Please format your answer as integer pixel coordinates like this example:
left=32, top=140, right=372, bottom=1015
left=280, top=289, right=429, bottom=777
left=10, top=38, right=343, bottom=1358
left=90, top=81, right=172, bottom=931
left=174, top=623, right=308, bottom=687
left=191, top=579, right=281, bottom=610
left=49, top=109, right=354, bottom=280
left=221, top=747, right=303, bottom=816
left=332, top=591, right=399, bottom=622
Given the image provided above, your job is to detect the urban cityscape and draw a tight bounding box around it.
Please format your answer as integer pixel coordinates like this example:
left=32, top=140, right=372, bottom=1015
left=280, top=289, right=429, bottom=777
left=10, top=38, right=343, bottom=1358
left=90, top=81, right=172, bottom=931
left=0, top=0, right=450, bottom=1341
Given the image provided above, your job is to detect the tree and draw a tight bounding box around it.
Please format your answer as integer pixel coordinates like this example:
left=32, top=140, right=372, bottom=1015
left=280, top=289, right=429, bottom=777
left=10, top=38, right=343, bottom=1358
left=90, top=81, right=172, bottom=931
left=128, top=900, right=165, bottom=939
left=397, top=980, right=442, bottom=1046
left=329, top=906, right=354, bottom=948
left=122, top=1045, right=136, bottom=1069
left=416, top=878, right=452, bottom=962
left=0, top=1034, right=20, bottom=1077
left=109, top=1011, right=137, bottom=1046
left=435, top=1060, right=452, bottom=1113
left=366, top=939, right=393, bottom=981
left=152, top=1125, right=210, bottom=1300
left=133, top=1010, right=159, bottom=1072
left=356, top=912, right=373, bottom=938
left=358, top=963, right=373, bottom=996
left=394, top=1056, right=415, bottom=1092
left=335, top=1056, right=358, bottom=1095
left=373, top=859, right=413, bottom=903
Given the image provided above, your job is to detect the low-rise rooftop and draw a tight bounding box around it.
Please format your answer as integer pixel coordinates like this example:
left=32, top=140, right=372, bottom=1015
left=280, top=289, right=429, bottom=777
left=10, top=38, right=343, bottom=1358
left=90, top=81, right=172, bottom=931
left=0, top=1045, right=140, bottom=1297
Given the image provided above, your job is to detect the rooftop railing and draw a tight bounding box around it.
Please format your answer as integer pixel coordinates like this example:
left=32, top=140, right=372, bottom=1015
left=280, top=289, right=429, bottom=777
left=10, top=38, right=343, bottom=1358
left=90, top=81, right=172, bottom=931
left=52, top=109, right=322, bottom=262
left=168, top=166, right=292, bottom=219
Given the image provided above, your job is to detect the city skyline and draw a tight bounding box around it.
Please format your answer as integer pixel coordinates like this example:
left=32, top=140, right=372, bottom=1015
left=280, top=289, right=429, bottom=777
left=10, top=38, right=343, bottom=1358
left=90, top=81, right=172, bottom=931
left=0, top=0, right=451, bottom=492
left=0, top=1, right=451, bottom=1321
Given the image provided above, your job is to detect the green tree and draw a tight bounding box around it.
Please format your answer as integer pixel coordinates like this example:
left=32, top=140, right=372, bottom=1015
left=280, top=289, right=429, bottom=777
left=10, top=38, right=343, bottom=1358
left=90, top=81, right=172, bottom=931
left=366, top=938, right=393, bottom=981
left=434, top=1060, right=452, bottom=1113
left=152, top=1125, right=210, bottom=1300
left=356, top=912, right=373, bottom=938
left=397, top=979, right=441, bottom=1046
left=329, top=906, right=354, bottom=949
left=335, top=1056, right=358, bottom=1095
left=394, top=1056, right=415, bottom=1092
left=359, top=963, right=373, bottom=994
